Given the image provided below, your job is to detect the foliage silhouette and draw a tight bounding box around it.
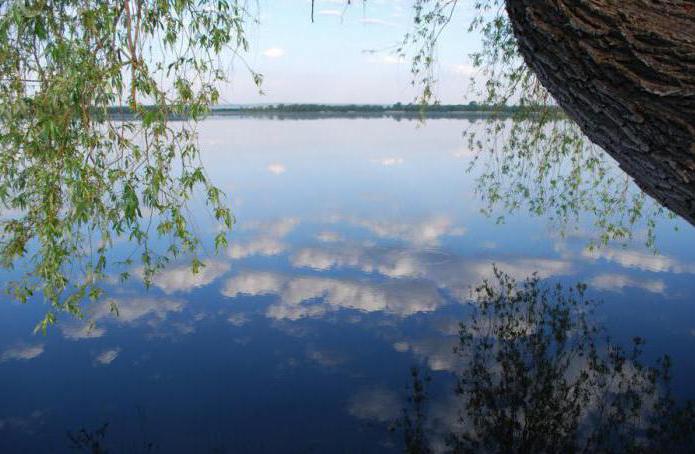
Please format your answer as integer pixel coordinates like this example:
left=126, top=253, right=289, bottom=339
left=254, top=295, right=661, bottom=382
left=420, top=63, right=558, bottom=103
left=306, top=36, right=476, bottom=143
left=400, top=268, right=695, bottom=453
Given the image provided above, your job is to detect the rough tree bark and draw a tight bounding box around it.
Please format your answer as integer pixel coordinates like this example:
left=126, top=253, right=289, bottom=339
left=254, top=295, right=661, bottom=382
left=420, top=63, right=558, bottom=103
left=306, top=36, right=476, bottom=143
left=506, top=0, right=695, bottom=225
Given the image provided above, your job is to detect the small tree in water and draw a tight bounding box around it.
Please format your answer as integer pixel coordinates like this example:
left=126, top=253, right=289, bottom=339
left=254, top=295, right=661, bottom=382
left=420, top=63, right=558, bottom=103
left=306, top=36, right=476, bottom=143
left=402, top=269, right=694, bottom=453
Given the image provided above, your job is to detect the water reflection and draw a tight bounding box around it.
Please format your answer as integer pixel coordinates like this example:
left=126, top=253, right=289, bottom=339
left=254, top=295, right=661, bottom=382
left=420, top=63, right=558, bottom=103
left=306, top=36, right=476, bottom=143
left=1, top=117, right=695, bottom=452
left=398, top=270, right=695, bottom=453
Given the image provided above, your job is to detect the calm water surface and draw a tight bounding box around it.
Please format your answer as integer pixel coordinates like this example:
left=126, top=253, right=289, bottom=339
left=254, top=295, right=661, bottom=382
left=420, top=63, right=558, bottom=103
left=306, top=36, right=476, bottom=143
left=2, top=118, right=695, bottom=452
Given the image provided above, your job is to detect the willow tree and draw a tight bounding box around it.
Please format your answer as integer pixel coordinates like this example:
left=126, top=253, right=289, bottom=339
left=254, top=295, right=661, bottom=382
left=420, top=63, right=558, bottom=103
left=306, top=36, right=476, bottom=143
left=397, top=0, right=692, bottom=247
left=505, top=1, right=695, bottom=226
left=0, top=1, right=259, bottom=330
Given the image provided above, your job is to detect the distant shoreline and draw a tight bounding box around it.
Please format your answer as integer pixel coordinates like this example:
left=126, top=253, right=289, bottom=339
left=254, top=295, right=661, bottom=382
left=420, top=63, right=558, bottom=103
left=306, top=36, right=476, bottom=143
left=102, top=103, right=561, bottom=120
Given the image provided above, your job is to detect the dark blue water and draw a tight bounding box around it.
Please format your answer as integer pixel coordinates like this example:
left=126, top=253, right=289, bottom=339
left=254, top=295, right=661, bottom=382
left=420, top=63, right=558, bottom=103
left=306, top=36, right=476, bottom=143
left=2, top=117, right=695, bottom=452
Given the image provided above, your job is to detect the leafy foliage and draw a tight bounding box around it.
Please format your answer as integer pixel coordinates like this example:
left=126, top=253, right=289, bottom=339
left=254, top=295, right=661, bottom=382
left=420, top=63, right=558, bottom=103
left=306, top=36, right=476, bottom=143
left=0, top=0, right=259, bottom=329
left=398, top=0, right=674, bottom=250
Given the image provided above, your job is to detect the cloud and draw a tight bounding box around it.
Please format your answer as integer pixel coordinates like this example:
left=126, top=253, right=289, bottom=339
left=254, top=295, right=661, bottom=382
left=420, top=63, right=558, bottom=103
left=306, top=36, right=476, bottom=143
left=270, top=275, right=443, bottom=320
left=346, top=216, right=465, bottom=247
left=367, top=54, right=406, bottom=65
left=60, top=322, right=106, bottom=340
left=228, top=237, right=286, bottom=259
left=291, top=241, right=574, bottom=306
left=227, top=217, right=299, bottom=260
left=451, top=64, right=477, bottom=77
left=242, top=218, right=299, bottom=238
left=359, top=17, right=396, bottom=27
left=0, top=410, right=45, bottom=434
left=224, top=230, right=574, bottom=324
left=262, top=47, right=285, bottom=58
left=221, top=271, right=286, bottom=298
left=394, top=337, right=461, bottom=371
left=451, top=148, right=477, bottom=159
left=227, top=313, right=250, bottom=327
left=582, top=247, right=695, bottom=274
left=348, top=387, right=401, bottom=423
left=267, top=163, right=286, bottom=175
left=0, top=343, right=44, bottom=363
left=94, top=348, right=120, bottom=365
left=317, top=9, right=342, bottom=16
left=58, top=296, right=187, bottom=340
left=146, top=260, right=230, bottom=294
left=374, top=157, right=404, bottom=166
left=92, top=297, right=185, bottom=325
left=589, top=274, right=665, bottom=294
left=291, top=246, right=422, bottom=278
left=317, top=231, right=342, bottom=242
left=468, top=258, right=573, bottom=282
left=222, top=270, right=443, bottom=320
left=306, top=348, right=346, bottom=367
left=382, top=55, right=405, bottom=64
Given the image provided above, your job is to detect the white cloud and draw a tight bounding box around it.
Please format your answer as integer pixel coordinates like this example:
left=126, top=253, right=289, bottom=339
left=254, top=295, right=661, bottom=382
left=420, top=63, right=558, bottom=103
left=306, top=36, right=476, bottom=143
left=359, top=17, right=396, bottom=27
left=582, top=247, right=695, bottom=274
left=374, top=157, right=404, bottom=166
left=589, top=274, right=665, bottom=294
left=146, top=260, right=230, bottom=294
left=306, top=348, right=345, bottom=367
left=382, top=55, right=405, bottom=64
left=60, top=322, right=106, bottom=340
left=317, top=9, right=342, bottom=16
left=0, top=410, right=45, bottom=434
left=267, top=163, right=286, bottom=175
left=221, top=271, right=286, bottom=298
left=227, top=218, right=299, bottom=260
left=395, top=337, right=461, bottom=372
left=348, top=387, right=401, bottom=422
left=228, top=237, right=286, bottom=259
left=227, top=313, right=249, bottom=327
left=451, top=148, right=477, bottom=159
left=367, top=54, right=406, bottom=65
left=0, top=343, right=44, bottom=362
left=94, top=348, right=120, bottom=365
left=93, top=297, right=185, bottom=325
left=348, top=216, right=464, bottom=246
left=243, top=218, right=299, bottom=238
left=271, top=275, right=443, bottom=319
left=58, top=296, right=187, bottom=339
left=222, top=270, right=443, bottom=320
left=393, top=341, right=410, bottom=352
left=451, top=64, right=476, bottom=77
left=291, top=241, right=574, bottom=306
left=262, top=47, right=285, bottom=58
left=227, top=217, right=299, bottom=260
left=317, top=231, right=343, bottom=242
left=291, top=246, right=422, bottom=278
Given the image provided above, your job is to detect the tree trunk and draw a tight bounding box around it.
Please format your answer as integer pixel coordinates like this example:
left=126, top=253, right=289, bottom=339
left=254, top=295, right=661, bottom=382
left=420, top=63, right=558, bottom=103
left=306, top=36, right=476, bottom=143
left=506, top=0, right=695, bottom=225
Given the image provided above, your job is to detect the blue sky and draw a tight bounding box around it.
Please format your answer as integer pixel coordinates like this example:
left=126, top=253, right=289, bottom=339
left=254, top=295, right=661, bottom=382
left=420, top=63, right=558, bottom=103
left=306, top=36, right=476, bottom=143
left=225, top=0, right=484, bottom=104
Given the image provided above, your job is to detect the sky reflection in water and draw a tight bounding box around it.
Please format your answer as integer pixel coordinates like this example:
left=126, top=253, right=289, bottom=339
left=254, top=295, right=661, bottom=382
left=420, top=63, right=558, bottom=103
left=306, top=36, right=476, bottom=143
left=1, top=118, right=695, bottom=452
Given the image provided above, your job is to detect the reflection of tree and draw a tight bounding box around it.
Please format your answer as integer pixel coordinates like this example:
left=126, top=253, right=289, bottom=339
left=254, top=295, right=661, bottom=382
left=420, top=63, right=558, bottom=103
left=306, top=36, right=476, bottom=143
left=469, top=119, right=674, bottom=251
left=67, top=422, right=156, bottom=454
left=67, top=423, right=111, bottom=453
left=401, top=269, right=694, bottom=453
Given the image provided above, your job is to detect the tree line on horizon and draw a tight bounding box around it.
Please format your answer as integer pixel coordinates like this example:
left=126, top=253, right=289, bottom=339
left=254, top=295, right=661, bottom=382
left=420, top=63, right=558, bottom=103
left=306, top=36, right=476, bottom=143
left=103, top=101, right=561, bottom=117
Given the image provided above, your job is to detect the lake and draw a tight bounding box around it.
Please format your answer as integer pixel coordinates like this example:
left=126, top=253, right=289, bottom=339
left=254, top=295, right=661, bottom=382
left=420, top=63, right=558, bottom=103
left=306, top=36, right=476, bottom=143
left=2, top=117, right=695, bottom=452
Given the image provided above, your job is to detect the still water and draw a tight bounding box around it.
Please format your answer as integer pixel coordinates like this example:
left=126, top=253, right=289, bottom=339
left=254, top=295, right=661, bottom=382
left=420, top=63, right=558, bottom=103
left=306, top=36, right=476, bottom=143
left=2, top=117, right=695, bottom=452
